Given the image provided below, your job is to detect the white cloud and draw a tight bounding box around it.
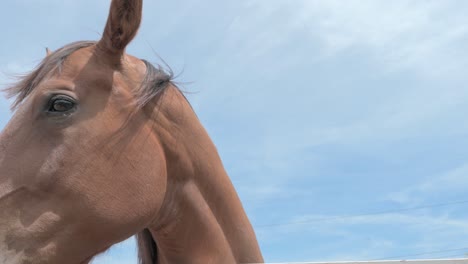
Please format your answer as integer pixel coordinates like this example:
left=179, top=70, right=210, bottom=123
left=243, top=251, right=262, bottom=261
left=195, top=0, right=468, bottom=155
left=236, top=0, right=468, bottom=77
left=256, top=212, right=468, bottom=261
left=388, top=163, right=468, bottom=205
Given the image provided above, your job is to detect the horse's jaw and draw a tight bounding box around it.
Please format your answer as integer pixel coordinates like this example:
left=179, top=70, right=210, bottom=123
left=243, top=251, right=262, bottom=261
left=0, top=190, right=63, bottom=264
left=0, top=230, right=26, bottom=264
left=0, top=191, right=24, bottom=264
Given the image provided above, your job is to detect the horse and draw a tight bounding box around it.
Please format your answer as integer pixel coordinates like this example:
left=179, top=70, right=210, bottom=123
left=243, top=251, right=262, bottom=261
left=0, top=0, right=264, bottom=263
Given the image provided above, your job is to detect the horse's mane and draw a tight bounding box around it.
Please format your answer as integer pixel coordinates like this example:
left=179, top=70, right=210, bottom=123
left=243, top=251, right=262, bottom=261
left=3, top=40, right=173, bottom=111
left=137, top=229, right=159, bottom=264
left=3, top=40, right=172, bottom=263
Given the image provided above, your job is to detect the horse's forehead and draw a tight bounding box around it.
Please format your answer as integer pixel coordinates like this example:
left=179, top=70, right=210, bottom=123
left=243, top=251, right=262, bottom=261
left=61, top=47, right=104, bottom=77
left=60, top=46, right=146, bottom=82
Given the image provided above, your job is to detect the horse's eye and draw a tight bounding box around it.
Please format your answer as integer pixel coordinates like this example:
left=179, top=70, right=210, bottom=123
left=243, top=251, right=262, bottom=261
left=48, top=96, right=76, bottom=113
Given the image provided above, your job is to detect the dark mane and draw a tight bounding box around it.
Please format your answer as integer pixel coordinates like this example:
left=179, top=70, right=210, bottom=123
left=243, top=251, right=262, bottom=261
left=137, top=229, right=158, bottom=264
left=3, top=40, right=173, bottom=110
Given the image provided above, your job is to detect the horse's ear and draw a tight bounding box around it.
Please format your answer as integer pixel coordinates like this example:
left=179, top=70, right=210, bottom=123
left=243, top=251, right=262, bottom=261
left=97, top=0, right=143, bottom=56
left=45, top=48, right=52, bottom=57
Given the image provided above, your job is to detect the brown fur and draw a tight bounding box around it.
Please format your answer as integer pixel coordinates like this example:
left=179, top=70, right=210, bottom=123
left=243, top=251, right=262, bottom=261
left=0, top=1, right=264, bottom=263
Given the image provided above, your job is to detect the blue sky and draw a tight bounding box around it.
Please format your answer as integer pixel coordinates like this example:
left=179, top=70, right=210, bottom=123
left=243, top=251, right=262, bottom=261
left=1, top=1, right=468, bottom=263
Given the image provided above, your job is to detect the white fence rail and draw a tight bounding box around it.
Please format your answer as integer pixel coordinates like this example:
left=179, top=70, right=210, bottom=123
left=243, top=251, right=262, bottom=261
left=258, top=259, right=468, bottom=264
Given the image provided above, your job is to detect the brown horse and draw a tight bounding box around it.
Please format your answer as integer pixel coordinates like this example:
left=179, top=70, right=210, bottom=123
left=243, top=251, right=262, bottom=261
left=0, top=0, right=264, bottom=263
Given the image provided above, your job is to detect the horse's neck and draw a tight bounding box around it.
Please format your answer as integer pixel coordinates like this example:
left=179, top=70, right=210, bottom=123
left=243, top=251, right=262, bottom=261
left=147, top=87, right=263, bottom=263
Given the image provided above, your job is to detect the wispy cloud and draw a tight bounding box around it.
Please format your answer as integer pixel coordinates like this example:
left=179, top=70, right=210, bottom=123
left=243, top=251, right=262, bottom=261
left=193, top=0, right=468, bottom=146
left=388, top=163, right=468, bottom=205
left=256, top=212, right=468, bottom=261
left=177, top=2, right=468, bottom=240
left=235, top=0, right=468, bottom=77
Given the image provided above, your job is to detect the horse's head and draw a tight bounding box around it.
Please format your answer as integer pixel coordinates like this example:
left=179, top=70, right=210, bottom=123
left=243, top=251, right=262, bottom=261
left=0, top=1, right=173, bottom=262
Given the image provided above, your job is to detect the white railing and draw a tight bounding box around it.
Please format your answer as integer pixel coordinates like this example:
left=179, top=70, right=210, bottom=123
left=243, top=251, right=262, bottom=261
left=256, top=259, right=468, bottom=264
